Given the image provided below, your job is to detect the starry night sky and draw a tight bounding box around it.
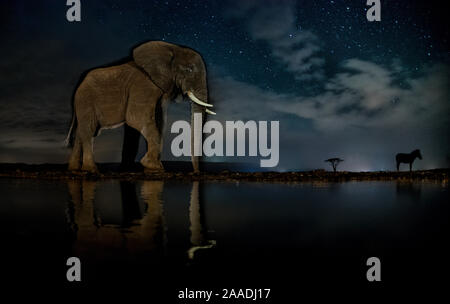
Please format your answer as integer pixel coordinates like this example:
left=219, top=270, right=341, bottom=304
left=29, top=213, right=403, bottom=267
left=0, top=0, right=448, bottom=171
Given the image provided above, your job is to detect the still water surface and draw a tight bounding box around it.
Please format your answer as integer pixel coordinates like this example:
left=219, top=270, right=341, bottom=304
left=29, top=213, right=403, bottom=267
left=1, top=178, right=448, bottom=289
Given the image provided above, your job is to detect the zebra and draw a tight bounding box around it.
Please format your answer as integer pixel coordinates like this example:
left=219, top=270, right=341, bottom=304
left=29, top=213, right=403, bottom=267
left=396, top=149, right=422, bottom=172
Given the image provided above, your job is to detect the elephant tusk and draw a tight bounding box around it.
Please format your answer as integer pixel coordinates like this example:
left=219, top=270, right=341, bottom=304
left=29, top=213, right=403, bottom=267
left=187, top=91, right=213, bottom=107
left=205, top=108, right=216, bottom=115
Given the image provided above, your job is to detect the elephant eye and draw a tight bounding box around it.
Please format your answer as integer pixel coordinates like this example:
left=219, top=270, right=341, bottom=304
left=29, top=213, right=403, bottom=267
left=182, top=65, right=194, bottom=73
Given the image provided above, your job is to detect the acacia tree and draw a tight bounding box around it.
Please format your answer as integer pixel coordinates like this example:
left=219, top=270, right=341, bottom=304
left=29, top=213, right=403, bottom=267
left=325, top=158, right=344, bottom=172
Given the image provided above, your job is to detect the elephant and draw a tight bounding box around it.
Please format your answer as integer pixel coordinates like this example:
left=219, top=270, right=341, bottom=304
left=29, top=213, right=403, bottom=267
left=65, top=41, right=215, bottom=173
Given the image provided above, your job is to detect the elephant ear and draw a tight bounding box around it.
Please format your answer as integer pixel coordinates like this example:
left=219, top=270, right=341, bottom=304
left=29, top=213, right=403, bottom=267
left=133, top=41, right=174, bottom=92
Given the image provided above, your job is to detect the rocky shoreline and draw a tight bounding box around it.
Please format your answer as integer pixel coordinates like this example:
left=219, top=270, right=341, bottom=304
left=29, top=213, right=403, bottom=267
left=0, top=163, right=448, bottom=182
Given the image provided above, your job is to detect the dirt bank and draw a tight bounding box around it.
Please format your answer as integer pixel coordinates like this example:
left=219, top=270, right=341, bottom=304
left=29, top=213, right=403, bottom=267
left=0, top=163, right=448, bottom=182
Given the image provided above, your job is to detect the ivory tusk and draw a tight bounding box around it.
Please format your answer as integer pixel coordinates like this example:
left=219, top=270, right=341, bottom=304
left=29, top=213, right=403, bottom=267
left=205, top=109, right=216, bottom=115
left=187, top=91, right=213, bottom=108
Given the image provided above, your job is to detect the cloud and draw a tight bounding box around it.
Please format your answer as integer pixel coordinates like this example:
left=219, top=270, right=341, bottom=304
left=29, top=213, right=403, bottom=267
left=0, top=39, right=87, bottom=163
left=220, top=1, right=448, bottom=170
left=227, top=0, right=324, bottom=81
left=207, top=59, right=449, bottom=170
left=274, top=59, right=449, bottom=132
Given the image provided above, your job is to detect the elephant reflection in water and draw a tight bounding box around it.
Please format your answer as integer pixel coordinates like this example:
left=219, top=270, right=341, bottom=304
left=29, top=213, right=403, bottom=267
left=66, top=180, right=215, bottom=261
left=66, top=180, right=166, bottom=260
left=188, top=181, right=216, bottom=260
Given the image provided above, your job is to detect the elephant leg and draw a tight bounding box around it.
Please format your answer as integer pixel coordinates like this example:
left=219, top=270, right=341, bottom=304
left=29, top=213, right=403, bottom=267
left=158, top=100, right=169, bottom=154
left=120, top=124, right=141, bottom=171
left=81, top=140, right=97, bottom=173
left=77, top=124, right=98, bottom=173
left=68, top=137, right=82, bottom=171
left=139, top=123, right=163, bottom=172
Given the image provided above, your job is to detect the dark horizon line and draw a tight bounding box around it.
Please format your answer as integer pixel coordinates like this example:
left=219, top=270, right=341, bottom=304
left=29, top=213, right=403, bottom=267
left=0, top=162, right=448, bottom=173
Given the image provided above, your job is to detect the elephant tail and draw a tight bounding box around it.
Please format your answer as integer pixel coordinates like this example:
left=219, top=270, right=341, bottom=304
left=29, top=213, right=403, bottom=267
left=64, top=112, right=77, bottom=147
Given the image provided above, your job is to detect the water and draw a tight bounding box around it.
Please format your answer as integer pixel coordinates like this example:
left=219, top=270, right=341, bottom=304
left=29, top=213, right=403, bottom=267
left=0, top=178, right=448, bottom=292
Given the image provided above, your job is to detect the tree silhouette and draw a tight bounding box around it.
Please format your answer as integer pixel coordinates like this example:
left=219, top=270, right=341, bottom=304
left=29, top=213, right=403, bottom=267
left=325, top=158, right=344, bottom=172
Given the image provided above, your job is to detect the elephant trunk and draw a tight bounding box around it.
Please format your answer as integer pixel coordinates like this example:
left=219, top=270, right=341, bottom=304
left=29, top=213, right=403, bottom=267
left=190, top=90, right=209, bottom=173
